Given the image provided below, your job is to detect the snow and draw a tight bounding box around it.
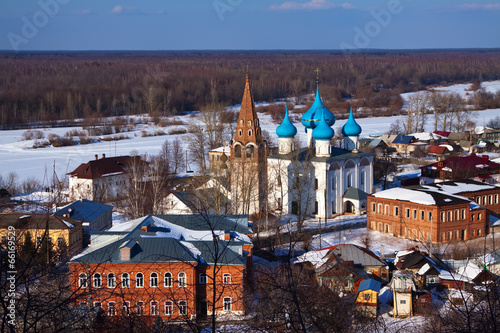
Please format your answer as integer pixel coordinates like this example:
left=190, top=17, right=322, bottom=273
left=293, top=249, right=330, bottom=268
left=61, top=219, right=75, bottom=228
left=1, top=105, right=500, bottom=188
left=401, top=80, right=500, bottom=103
left=372, top=187, right=437, bottom=205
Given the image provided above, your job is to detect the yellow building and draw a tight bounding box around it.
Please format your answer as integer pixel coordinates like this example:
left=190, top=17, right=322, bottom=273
left=0, top=213, right=83, bottom=259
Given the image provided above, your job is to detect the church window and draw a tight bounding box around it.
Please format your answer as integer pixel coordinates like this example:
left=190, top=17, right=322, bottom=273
left=248, top=121, right=251, bottom=127
left=315, top=178, right=318, bottom=190
left=331, top=177, right=335, bottom=190
left=246, top=146, right=254, bottom=158
left=347, top=174, right=352, bottom=188
left=240, top=120, right=243, bottom=125
left=235, top=145, right=241, bottom=158
left=360, top=172, right=365, bottom=185
left=248, top=130, right=252, bottom=136
left=314, top=201, right=318, bottom=215
left=255, top=120, right=259, bottom=126
left=238, top=130, right=242, bottom=136
left=332, top=201, right=336, bottom=214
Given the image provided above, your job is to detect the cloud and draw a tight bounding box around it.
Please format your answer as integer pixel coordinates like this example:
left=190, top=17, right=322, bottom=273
left=110, top=5, right=139, bottom=14
left=456, top=3, right=500, bottom=10
left=270, top=0, right=355, bottom=11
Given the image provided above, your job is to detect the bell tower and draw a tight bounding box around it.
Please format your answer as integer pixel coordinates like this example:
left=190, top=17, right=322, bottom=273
left=230, top=75, right=268, bottom=216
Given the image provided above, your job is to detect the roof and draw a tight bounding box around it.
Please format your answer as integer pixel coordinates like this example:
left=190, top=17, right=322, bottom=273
left=170, top=189, right=229, bottom=211
left=233, top=76, right=263, bottom=144
left=421, top=153, right=500, bottom=176
left=276, top=106, right=297, bottom=139
left=319, top=243, right=386, bottom=267
left=268, top=146, right=373, bottom=164
left=301, top=86, right=335, bottom=129
left=0, top=213, right=80, bottom=230
left=55, top=199, right=113, bottom=222
left=380, top=134, right=398, bottom=144
left=433, top=131, right=451, bottom=138
left=67, top=155, right=141, bottom=179
left=371, top=185, right=471, bottom=206
left=357, top=278, right=382, bottom=293
left=343, top=187, right=368, bottom=201
left=392, top=135, right=414, bottom=145
left=312, top=106, right=335, bottom=141
left=153, top=214, right=252, bottom=235
left=428, top=145, right=448, bottom=154
left=423, top=179, right=497, bottom=195
left=341, top=107, right=362, bottom=137
left=368, top=138, right=387, bottom=149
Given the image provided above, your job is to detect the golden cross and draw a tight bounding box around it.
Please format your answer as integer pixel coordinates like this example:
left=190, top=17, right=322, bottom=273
left=315, top=68, right=321, bottom=83
left=246, top=64, right=249, bottom=78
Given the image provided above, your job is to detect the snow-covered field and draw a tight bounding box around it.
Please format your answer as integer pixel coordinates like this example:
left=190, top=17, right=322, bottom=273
left=1, top=81, right=500, bottom=185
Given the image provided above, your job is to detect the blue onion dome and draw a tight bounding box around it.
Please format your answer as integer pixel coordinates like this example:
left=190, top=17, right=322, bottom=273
left=301, top=86, right=336, bottom=129
left=276, top=106, right=297, bottom=139
left=341, top=106, right=362, bottom=137
left=312, top=107, right=335, bottom=141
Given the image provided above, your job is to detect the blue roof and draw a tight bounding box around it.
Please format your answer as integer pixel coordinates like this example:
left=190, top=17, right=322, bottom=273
left=357, top=278, right=382, bottom=293
left=312, top=106, right=335, bottom=141
left=55, top=199, right=113, bottom=222
left=392, top=135, right=414, bottom=144
left=301, top=86, right=335, bottom=129
left=341, top=107, right=362, bottom=137
left=276, top=106, right=297, bottom=138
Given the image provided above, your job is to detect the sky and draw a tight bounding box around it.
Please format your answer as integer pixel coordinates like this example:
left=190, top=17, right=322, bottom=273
left=0, top=0, right=499, bottom=51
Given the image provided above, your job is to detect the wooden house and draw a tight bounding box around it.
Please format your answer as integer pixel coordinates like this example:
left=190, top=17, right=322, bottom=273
left=355, top=279, right=382, bottom=318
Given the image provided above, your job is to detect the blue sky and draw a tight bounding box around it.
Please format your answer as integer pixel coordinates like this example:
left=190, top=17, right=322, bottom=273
left=1, top=0, right=499, bottom=51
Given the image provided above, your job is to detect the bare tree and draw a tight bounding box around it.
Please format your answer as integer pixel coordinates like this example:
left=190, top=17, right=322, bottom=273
left=405, top=92, right=429, bottom=134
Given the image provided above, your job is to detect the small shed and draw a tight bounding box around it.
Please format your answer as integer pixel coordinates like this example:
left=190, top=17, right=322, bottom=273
left=356, top=279, right=382, bottom=318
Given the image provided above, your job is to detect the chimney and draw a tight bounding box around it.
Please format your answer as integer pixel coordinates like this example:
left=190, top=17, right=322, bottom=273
left=120, top=247, right=130, bottom=260
left=482, top=155, right=489, bottom=162
left=95, top=154, right=98, bottom=160
left=102, top=153, right=106, bottom=159
left=224, top=230, right=231, bottom=241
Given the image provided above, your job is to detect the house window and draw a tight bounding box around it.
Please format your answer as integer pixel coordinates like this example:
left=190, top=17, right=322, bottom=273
left=136, top=273, right=144, bottom=288
left=79, top=273, right=87, bottom=288
left=364, top=293, right=371, bottom=301
left=455, top=210, right=459, bottom=220
left=165, top=301, right=173, bottom=316
left=441, top=232, right=445, bottom=241
left=178, top=272, right=186, bottom=288
left=478, top=229, right=482, bottom=236
left=477, top=196, right=481, bottom=204
left=199, top=273, right=207, bottom=284
left=448, top=231, right=452, bottom=240
left=428, top=212, right=433, bottom=221
left=495, top=194, right=498, bottom=204
left=378, top=204, right=383, bottom=214
left=122, top=302, right=130, bottom=316
left=57, top=237, right=64, bottom=247
left=223, top=297, right=232, bottom=312
left=478, top=213, right=482, bottom=220
left=165, top=272, right=172, bottom=287
left=400, top=300, right=407, bottom=304
left=483, top=196, right=487, bottom=205
left=448, top=211, right=453, bottom=222
left=108, top=302, right=117, bottom=316
left=471, top=214, right=474, bottom=221
left=94, top=302, right=102, bottom=309
left=406, top=208, right=410, bottom=218
left=384, top=205, right=389, bottom=215
left=137, top=301, right=145, bottom=316
left=420, top=210, right=425, bottom=220
left=223, top=273, right=231, bottom=285
left=394, top=206, right=399, bottom=216
left=107, top=273, right=116, bottom=288
left=93, top=273, right=101, bottom=288
left=441, top=212, right=445, bottom=222
left=413, top=209, right=417, bottom=219
left=472, top=230, right=475, bottom=237
left=372, top=203, right=376, bottom=212
left=461, top=209, right=465, bottom=220
left=121, top=273, right=130, bottom=288
left=150, top=272, right=158, bottom=287
left=179, top=301, right=187, bottom=315
left=151, top=301, right=159, bottom=316
left=37, top=236, right=42, bottom=248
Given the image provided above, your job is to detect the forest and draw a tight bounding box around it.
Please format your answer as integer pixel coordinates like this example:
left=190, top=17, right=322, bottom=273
left=1, top=49, right=500, bottom=128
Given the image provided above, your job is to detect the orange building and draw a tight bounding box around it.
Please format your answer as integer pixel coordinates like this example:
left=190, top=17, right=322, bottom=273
left=367, top=184, right=488, bottom=243
left=68, top=215, right=252, bottom=321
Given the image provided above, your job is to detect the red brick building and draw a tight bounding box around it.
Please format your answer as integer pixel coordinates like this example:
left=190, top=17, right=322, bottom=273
left=69, top=215, right=252, bottom=322
left=367, top=184, right=488, bottom=243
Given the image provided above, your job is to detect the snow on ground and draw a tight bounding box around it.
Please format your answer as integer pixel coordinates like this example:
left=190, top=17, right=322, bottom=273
left=401, top=80, right=500, bottom=103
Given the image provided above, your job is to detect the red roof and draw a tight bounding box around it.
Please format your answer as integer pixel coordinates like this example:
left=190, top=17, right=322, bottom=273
left=68, top=155, right=140, bottom=179
left=428, top=145, right=448, bottom=154
left=421, top=153, right=500, bottom=174
left=433, top=130, right=451, bottom=137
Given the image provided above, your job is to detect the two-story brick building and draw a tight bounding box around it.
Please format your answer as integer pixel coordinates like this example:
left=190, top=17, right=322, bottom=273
left=367, top=185, right=488, bottom=243
left=69, top=214, right=252, bottom=322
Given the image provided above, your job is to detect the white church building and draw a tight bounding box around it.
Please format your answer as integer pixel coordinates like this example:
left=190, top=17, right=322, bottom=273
left=267, top=86, right=373, bottom=218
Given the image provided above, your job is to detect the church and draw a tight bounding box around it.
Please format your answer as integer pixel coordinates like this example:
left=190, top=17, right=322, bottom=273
left=229, top=75, right=373, bottom=218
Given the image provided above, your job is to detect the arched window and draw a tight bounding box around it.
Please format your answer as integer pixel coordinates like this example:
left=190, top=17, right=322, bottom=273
left=178, top=272, right=186, bottom=288
left=121, top=273, right=130, bottom=288
left=179, top=300, right=187, bottom=315
left=136, top=273, right=144, bottom=288
left=93, top=273, right=101, bottom=288
left=223, top=273, right=231, bottom=284
left=246, top=145, right=254, bottom=158
left=234, top=145, right=241, bottom=158
left=107, top=273, right=115, bottom=288
left=79, top=273, right=87, bottom=288
left=223, top=297, right=232, bottom=311
left=347, top=174, right=352, bottom=187
left=164, top=272, right=172, bottom=287
left=248, top=130, right=252, bottom=136
left=150, top=272, right=158, bottom=288
left=108, top=302, right=117, bottom=316
left=165, top=301, right=173, bottom=316
left=150, top=301, right=159, bottom=315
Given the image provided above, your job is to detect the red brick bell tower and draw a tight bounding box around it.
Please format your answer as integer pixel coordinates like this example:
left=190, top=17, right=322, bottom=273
left=230, top=75, right=268, bottom=216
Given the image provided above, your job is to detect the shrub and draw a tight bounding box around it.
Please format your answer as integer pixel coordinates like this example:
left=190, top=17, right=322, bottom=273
left=22, top=129, right=45, bottom=141
left=154, top=130, right=166, bottom=136
left=140, top=130, right=150, bottom=137
left=169, top=128, right=187, bottom=135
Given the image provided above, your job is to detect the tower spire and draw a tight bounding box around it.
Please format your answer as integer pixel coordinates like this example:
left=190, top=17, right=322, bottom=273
left=315, top=68, right=321, bottom=85
left=234, top=75, right=263, bottom=144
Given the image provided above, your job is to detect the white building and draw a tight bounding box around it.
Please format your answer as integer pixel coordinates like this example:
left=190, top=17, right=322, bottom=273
left=267, top=87, right=373, bottom=218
